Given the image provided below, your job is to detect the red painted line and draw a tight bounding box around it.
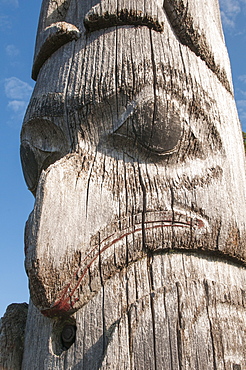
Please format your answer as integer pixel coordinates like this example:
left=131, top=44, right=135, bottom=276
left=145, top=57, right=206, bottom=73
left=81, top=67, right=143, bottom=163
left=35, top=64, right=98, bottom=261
left=41, top=217, right=205, bottom=316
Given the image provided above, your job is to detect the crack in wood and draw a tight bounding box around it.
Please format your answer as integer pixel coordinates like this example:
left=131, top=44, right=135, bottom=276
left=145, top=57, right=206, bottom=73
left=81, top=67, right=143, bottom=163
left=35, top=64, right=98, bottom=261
left=147, top=254, right=157, bottom=370
left=203, top=279, right=217, bottom=370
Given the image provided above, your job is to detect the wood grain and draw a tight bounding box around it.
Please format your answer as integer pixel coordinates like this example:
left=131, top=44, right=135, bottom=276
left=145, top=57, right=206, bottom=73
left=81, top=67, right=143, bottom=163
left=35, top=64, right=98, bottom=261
left=4, top=0, right=246, bottom=368
left=22, top=253, right=246, bottom=369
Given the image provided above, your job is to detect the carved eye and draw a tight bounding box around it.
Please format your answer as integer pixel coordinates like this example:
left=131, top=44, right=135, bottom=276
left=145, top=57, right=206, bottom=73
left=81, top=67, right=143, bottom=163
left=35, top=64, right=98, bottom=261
left=131, top=96, right=182, bottom=154
left=113, top=96, right=182, bottom=155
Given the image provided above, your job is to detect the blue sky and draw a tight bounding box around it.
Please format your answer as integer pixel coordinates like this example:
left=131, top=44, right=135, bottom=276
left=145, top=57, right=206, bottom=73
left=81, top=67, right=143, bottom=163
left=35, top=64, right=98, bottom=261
left=0, top=0, right=246, bottom=317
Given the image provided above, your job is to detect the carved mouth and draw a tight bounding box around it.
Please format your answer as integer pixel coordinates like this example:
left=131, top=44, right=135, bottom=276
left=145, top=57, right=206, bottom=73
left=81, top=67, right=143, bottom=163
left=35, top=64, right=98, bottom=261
left=40, top=209, right=208, bottom=317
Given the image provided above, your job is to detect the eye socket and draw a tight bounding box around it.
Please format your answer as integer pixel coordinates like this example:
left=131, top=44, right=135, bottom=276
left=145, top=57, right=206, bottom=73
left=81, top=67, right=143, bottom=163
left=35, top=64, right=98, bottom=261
left=110, top=94, right=223, bottom=162
left=113, top=96, right=182, bottom=156
left=131, top=97, right=182, bottom=154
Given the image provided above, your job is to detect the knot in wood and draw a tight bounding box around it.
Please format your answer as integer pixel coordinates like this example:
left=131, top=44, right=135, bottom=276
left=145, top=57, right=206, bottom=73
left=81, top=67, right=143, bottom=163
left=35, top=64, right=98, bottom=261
left=61, top=325, right=76, bottom=349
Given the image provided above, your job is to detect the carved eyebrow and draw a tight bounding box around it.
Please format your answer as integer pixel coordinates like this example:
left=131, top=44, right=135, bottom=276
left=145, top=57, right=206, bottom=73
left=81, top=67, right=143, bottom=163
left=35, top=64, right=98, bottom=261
left=32, top=4, right=164, bottom=80
left=32, top=22, right=80, bottom=81
left=32, top=1, right=231, bottom=96
left=84, top=8, right=164, bottom=33
left=163, top=0, right=232, bottom=94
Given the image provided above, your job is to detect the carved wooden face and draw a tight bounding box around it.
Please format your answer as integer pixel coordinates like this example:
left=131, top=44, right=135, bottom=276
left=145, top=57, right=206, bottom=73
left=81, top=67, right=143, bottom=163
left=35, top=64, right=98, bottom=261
left=21, top=0, right=246, bottom=317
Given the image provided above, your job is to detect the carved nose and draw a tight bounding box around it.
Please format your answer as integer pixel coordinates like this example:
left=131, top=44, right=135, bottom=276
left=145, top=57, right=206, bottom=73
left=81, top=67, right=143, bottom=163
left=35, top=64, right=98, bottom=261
left=20, top=118, right=70, bottom=195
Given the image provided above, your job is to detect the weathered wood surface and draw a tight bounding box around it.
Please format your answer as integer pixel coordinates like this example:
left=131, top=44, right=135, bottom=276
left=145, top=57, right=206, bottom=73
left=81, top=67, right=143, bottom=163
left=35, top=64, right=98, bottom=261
left=21, top=0, right=246, bottom=315
left=22, top=253, right=246, bottom=369
left=0, top=303, right=28, bottom=370
left=14, top=0, right=246, bottom=368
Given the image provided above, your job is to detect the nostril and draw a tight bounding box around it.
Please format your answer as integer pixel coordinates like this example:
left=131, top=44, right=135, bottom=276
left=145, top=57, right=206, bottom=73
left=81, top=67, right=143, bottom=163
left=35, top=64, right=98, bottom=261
left=20, top=118, right=70, bottom=195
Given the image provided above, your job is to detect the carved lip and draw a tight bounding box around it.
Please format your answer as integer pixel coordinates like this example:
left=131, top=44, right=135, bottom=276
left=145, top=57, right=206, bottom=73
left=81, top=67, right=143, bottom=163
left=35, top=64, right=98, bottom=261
left=40, top=209, right=208, bottom=317
left=84, top=8, right=164, bottom=33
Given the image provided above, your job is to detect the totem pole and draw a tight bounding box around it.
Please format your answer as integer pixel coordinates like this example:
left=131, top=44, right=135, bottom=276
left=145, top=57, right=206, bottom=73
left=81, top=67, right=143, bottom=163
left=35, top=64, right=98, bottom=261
left=1, top=0, right=246, bottom=368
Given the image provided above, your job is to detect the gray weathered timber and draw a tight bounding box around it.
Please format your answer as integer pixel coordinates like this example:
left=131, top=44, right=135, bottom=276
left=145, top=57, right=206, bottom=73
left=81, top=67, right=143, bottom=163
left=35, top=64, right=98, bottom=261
left=5, top=0, right=246, bottom=368
left=21, top=0, right=246, bottom=314
left=0, top=303, right=28, bottom=370
left=22, top=254, right=246, bottom=369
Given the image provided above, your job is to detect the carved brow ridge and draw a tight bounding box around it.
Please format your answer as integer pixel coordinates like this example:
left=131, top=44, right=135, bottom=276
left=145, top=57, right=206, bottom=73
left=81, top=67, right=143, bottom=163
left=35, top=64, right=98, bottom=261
left=84, top=8, right=164, bottom=33
left=32, top=9, right=163, bottom=81
left=32, top=22, right=80, bottom=81
left=32, top=5, right=231, bottom=95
